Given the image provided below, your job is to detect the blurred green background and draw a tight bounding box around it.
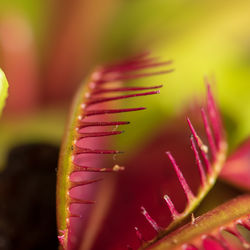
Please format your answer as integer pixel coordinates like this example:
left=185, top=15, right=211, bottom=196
left=0, top=0, right=250, bottom=168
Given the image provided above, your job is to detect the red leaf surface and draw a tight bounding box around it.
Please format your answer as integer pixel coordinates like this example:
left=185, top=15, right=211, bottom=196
left=220, top=138, right=250, bottom=191
left=56, top=53, right=173, bottom=250
left=57, top=54, right=228, bottom=250
left=86, top=88, right=227, bottom=250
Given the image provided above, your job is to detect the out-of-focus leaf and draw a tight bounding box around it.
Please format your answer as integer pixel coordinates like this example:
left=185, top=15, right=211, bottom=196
left=102, top=0, right=250, bottom=153
left=0, top=69, right=8, bottom=116
left=0, top=0, right=52, bottom=48
left=0, top=108, right=65, bottom=169
left=150, top=0, right=250, bottom=149
left=220, top=137, right=250, bottom=191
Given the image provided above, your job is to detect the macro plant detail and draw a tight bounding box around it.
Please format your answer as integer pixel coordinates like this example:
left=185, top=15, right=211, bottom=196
left=1, top=49, right=250, bottom=250
left=0, top=2, right=250, bottom=250
left=137, top=83, right=227, bottom=249
left=55, top=53, right=250, bottom=250
left=148, top=195, right=250, bottom=250
left=56, top=53, right=173, bottom=250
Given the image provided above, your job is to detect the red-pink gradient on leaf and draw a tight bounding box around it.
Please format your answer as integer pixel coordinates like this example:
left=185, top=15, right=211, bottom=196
left=0, top=14, right=39, bottom=115
left=90, top=94, right=226, bottom=249
left=89, top=121, right=199, bottom=249
left=220, top=138, right=250, bottom=191
left=57, top=53, right=227, bottom=250
left=56, top=53, right=173, bottom=250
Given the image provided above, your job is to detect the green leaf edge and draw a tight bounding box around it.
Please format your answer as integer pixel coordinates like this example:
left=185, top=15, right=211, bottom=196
left=56, top=74, right=91, bottom=246
left=0, top=68, right=9, bottom=116
left=149, top=195, right=250, bottom=249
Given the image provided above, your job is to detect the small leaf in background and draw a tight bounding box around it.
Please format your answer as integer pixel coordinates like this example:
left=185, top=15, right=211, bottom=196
left=0, top=68, right=8, bottom=116
left=220, top=138, right=250, bottom=191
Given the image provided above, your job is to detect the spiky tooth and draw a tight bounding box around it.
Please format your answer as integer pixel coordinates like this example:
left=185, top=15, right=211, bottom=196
left=72, top=164, right=125, bottom=173
left=70, top=197, right=95, bottom=205
left=201, top=108, right=217, bottom=161
left=101, top=51, right=152, bottom=72
left=135, top=227, right=144, bottom=244
left=166, top=152, right=195, bottom=203
left=141, top=206, right=162, bottom=233
left=78, top=121, right=130, bottom=128
left=73, top=147, right=124, bottom=155
left=218, top=228, right=234, bottom=249
left=241, top=220, right=250, bottom=231
left=77, top=130, right=124, bottom=138
left=69, top=213, right=82, bottom=218
left=235, top=226, right=250, bottom=248
left=187, top=118, right=212, bottom=174
left=190, top=136, right=207, bottom=187
left=163, top=195, right=180, bottom=220
left=69, top=178, right=103, bottom=189
left=91, top=85, right=163, bottom=95
left=122, top=50, right=151, bottom=60
left=101, top=57, right=157, bottom=75
left=103, top=60, right=172, bottom=74
left=85, top=107, right=146, bottom=116
left=103, top=69, right=174, bottom=82
left=220, top=224, right=250, bottom=249
left=219, top=239, right=231, bottom=249
left=225, top=227, right=250, bottom=248
left=206, top=84, right=223, bottom=147
left=86, top=90, right=160, bottom=106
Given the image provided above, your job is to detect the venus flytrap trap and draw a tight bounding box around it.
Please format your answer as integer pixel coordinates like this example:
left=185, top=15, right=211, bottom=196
left=56, top=53, right=250, bottom=250
left=133, top=84, right=227, bottom=249
left=56, top=53, right=173, bottom=250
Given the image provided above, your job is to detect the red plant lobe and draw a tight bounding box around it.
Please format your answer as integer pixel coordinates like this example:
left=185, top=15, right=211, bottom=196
left=135, top=84, right=227, bottom=249
left=81, top=85, right=227, bottom=250
left=56, top=53, right=172, bottom=250
left=57, top=53, right=230, bottom=250
left=220, top=137, right=250, bottom=191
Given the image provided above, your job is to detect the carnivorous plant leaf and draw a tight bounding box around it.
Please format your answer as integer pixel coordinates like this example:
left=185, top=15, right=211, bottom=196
left=56, top=53, right=172, bottom=250
left=138, top=84, right=228, bottom=249
left=148, top=195, right=250, bottom=250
